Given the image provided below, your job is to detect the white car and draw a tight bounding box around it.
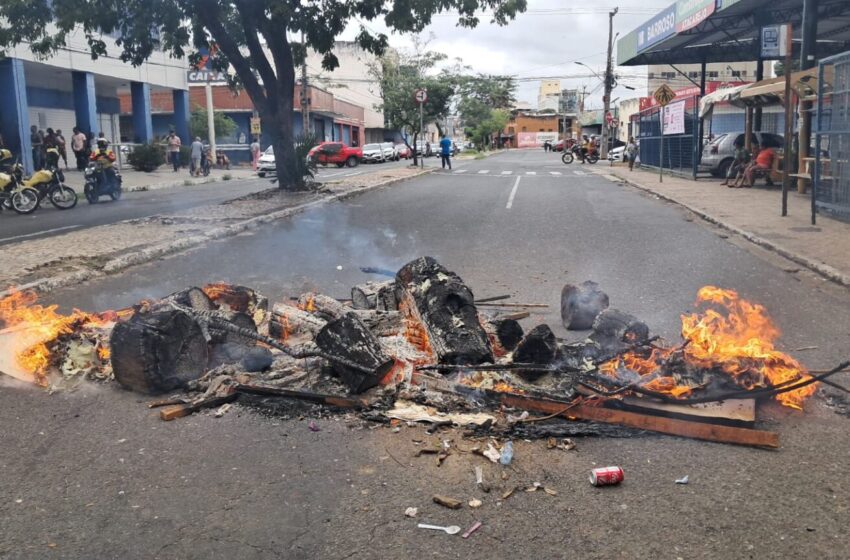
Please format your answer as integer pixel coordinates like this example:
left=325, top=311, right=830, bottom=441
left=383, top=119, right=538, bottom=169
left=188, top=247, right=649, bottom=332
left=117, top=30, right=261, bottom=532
left=361, top=143, right=386, bottom=163
left=381, top=142, right=399, bottom=161
left=608, top=145, right=625, bottom=162
left=257, top=146, right=275, bottom=177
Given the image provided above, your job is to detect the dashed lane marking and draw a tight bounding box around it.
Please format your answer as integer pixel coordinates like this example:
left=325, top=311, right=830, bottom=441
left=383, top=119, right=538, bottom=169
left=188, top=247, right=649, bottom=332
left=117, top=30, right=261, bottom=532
left=477, top=170, right=489, bottom=174
left=501, top=170, right=512, bottom=175
left=506, top=176, right=521, bottom=209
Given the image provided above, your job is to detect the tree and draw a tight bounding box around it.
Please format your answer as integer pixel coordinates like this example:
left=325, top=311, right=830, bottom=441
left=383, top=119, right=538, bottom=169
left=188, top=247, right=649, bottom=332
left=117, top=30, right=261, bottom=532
left=454, top=75, right=516, bottom=149
left=774, top=59, right=801, bottom=77
left=373, top=49, right=456, bottom=165
left=189, top=109, right=238, bottom=141
left=0, top=1, right=526, bottom=190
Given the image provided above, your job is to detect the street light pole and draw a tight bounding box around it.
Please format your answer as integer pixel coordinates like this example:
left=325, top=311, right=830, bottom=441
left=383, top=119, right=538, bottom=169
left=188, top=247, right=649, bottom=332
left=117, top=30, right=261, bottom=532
left=601, top=7, right=618, bottom=160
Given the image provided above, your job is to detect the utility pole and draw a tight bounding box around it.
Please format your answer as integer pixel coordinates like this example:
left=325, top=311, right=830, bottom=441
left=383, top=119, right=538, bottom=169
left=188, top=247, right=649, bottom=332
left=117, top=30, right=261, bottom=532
left=301, top=32, right=310, bottom=135
left=601, top=7, right=618, bottom=160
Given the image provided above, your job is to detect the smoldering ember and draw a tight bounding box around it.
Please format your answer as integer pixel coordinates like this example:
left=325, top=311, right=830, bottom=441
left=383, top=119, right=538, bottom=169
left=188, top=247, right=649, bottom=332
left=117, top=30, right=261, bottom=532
left=1, top=256, right=844, bottom=451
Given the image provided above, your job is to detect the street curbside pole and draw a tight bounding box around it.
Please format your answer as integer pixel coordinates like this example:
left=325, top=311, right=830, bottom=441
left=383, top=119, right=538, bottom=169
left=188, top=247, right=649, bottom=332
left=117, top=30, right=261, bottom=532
left=419, top=102, right=424, bottom=169
left=205, top=81, right=216, bottom=164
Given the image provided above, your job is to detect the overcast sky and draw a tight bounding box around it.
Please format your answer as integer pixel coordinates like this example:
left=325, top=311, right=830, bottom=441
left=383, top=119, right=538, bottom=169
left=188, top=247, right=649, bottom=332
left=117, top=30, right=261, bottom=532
left=339, top=0, right=671, bottom=109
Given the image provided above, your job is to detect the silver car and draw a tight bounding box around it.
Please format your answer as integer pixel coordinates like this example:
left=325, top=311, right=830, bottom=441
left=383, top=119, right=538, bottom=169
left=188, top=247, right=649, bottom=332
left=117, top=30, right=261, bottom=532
left=361, top=143, right=385, bottom=163
left=700, top=132, right=784, bottom=177
left=257, top=146, right=276, bottom=177
left=380, top=142, right=399, bottom=161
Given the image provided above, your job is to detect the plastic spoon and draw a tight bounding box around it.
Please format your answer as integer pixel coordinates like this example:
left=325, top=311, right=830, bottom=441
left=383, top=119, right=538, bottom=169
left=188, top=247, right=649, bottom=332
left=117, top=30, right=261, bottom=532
left=417, top=523, right=461, bottom=535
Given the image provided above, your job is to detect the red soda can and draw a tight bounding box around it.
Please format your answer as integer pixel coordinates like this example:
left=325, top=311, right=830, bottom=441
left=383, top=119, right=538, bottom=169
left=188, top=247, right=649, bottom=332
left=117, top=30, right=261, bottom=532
left=589, top=466, right=624, bottom=486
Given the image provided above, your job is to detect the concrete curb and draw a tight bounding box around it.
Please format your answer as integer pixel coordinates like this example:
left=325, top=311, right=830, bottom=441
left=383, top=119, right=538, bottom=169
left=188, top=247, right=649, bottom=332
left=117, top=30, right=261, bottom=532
left=607, top=172, right=850, bottom=289
left=124, top=173, right=255, bottom=193
left=3, top=168, right=434, bottom=297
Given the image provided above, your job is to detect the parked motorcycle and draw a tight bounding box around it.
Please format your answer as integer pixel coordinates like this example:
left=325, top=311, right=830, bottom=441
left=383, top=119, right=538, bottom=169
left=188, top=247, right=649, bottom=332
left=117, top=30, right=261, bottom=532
left=15, top=148, right=77, bottom=210
left=83, top=161, right=123, bottom=203
left=561, top=145, right=599, bottom=165
left=0, top=149, right=40, bottom=214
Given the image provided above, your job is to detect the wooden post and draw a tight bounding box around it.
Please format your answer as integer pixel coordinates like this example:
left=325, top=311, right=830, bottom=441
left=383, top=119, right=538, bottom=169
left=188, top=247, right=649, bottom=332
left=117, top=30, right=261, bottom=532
left=744, top=106, right=753, bottom=153
left=798, top=100, right=812, bottom=194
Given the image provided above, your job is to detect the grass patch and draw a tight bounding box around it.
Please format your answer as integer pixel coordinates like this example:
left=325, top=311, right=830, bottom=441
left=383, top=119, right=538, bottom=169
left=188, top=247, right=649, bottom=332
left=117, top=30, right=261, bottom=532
left=222, top=174, right=232, bottom=181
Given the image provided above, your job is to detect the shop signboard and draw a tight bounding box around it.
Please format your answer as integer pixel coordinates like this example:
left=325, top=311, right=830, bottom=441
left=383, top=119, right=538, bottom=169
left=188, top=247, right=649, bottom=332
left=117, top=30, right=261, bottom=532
left=662, top=100, right=686, bottom=135
left=676, top=0, right=715, bottom=32
left=636, top=3, right=677, bottom=52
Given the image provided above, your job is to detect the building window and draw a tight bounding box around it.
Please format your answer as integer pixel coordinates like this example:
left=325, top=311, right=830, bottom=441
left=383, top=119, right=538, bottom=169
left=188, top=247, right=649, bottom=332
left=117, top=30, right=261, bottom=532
left=547, top=129, right=553, bottom=132
left=648, top=72, right=655, bottom=79
left=707, top=71, right=719, bottom=78
left=521, top=126, right=527, bottom=132
left=539, top=128, right=544, bottom=132
left=661, top=71, right=676, bottom=80
left=688, top=71, right=700, bottom=78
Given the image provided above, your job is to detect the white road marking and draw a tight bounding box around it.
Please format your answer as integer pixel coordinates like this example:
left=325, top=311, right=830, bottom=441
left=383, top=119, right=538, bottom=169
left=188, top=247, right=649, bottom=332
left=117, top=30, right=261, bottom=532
left=550, top=171, right=562, bottom=176
left=0, top=225, right=83, bottom=243
left=501, top=170, right=512, bottom=175
left=477, top=170, right=489, bottom=174
left=573, top=170, right=587, bottom=176
left=525, top=171, right=536, bottom=176
left=506, top=176, right=521, bottom=209
left=454, top=169, right=467, bottom=174
left=317, top=170, right=349, bottom=178
left=342, top=171, right=363, bottom=177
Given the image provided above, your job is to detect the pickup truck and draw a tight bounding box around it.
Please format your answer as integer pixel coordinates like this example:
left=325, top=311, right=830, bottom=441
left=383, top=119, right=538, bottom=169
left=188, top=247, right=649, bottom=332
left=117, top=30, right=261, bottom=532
left=308, top=142, right=362, bottom=168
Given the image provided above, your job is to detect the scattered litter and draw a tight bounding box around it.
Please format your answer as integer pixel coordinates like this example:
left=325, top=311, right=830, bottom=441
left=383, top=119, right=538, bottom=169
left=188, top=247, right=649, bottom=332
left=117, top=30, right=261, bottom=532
left=675, top=475, right=689, bottom=485
left=474, top=466, right=490, bottom=493
left=482, top=443, right=501, bottom=464
left=468, top=498, right=482, bottom=508
left=214, top=403, right=232, bottom=418
left=501, top=487, right=517, bottom=500
left=544, top=487, right=558, bottom=496
left=14, top=499, right=22, bottom=504
left=589, top=466, right=624, bottom=487
left=433, top=495, right=463, bottom=509
left=117, top=438, right=127, bottom=443
left=404, top=507, right=418, bottom=518
left=462, top=521, right=483, bottom=539
left=308, top=420, right=320, bottom=432
left=506, top=411, right=529, bottom=423
left=387, top=400, right=495, bottom=427
left=417, top=523, right=461, bottom=535
left=499, top=441, right=514, bottom=466
left=336, top=265, right=343, bottom=270
left=525, top=482, right=542, bottom=492
left=547, top=437, right=577, bottom=451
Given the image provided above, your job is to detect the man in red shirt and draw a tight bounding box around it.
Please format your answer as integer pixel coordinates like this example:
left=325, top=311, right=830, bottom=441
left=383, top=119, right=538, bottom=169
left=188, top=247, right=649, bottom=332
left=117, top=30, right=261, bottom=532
left=743, top=145, right=775, bottom=187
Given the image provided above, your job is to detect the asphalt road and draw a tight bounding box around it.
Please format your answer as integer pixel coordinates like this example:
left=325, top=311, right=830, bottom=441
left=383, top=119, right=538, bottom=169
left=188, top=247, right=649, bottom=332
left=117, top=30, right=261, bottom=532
left=2, top=149, right=850, bottom=559
left=0, top=159, right=410, bottom=247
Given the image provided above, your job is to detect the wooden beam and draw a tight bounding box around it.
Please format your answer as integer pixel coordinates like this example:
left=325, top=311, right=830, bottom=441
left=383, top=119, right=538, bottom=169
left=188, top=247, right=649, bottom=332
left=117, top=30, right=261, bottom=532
left=498, top=394, right=779, bottom=448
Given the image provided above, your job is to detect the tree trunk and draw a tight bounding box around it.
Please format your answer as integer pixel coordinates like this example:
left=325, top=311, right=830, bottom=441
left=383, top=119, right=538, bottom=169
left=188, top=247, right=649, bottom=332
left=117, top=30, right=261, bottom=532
left=268, top=91, right=300, bottom=190
left=412, top=131, right=419, bottom=166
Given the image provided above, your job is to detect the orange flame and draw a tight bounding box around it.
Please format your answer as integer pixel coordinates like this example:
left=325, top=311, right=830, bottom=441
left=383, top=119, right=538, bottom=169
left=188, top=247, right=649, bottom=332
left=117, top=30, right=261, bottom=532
left=600, top=286, right=815, bottom=409
left=0, top=289, right=113, bottom=386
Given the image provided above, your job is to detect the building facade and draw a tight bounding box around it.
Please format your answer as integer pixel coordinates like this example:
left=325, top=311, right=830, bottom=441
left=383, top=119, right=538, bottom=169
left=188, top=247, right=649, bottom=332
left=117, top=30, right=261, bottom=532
left=646, top=62, right=759, bottom=91
left=537, top=80, right=561, bottom=112
left=0, top=28, right=190, bottom=171
left=504, top=112, right=569, bottom=148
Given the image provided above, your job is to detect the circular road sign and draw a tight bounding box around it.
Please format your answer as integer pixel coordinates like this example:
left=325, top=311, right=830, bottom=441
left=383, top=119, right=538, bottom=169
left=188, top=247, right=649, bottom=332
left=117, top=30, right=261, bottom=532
left=414, top=89, right=428, bottom=104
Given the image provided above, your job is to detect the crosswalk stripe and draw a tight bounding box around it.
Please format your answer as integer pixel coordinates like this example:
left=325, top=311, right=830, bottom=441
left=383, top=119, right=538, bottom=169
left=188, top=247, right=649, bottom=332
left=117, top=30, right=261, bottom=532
left=501, top=170, right=512, bottom=175
left=573, top=170, right=587, bottom=176
left=525, top=171, right=536, bottom=176
left=477, top=170, right=489, bottom=174
left=454, top=169, right=467, bottom=174
left=550, top=171, right=562, bottom=176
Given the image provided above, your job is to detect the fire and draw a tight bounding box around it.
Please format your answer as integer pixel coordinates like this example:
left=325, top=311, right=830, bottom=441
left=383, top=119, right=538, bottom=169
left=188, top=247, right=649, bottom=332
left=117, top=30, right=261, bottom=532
left=600, top=286, right=815, bottom=409
left=202, top=282, right=231, bottom=301
left=300, top=295, right=316, bottom=313
left=97, top=345, right=111, bottom=361
left=0, top=289, right=113, bottom=386
left=459, top=372, right=526, bottom=394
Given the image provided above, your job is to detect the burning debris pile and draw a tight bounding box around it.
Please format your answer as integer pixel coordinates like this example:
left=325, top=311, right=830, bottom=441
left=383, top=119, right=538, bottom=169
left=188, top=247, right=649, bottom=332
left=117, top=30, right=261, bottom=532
left=1, top=256, right=845, bottom=448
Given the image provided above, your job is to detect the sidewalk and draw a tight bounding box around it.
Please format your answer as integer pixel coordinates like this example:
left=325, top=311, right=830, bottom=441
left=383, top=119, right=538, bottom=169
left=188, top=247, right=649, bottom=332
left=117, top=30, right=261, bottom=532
left=0, top=166, right=431, bottom=295
left=60, top=165, right=257, bottom=193
left=600, top=164, right=850, bottom=287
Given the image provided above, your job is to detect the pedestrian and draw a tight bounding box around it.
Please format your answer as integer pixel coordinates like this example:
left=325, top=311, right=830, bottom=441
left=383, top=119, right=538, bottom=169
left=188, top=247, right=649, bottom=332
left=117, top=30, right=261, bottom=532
left=741, top=143, right=775, bottom=188
left=55, top=129, right=69, bottom=169
left=250, top=136, right=261, bottom=172
left=721, top=138, right=749, bottom=187
left=166, top=131, right=181, bottom=172
left=71, top=127, right=88, bottom=171
left=190, top=136, right=204, bottom=177
left=626, top=137, right=638, bottom=171
left=439, top=134, right=452, bottom=170
left=44, top=128, right=57, bottom=151
left=30, top=125, right=44, bottom=169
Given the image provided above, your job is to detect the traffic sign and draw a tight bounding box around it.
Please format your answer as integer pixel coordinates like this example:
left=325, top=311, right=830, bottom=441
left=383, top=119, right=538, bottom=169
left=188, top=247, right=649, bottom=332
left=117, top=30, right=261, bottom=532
left=653, top=84, right=676, bottom=107
left=605, top=112, right=614, bottom=126
left=414, top=89, right=428, bottom=104
left=250, top=117, right=261, bottom=135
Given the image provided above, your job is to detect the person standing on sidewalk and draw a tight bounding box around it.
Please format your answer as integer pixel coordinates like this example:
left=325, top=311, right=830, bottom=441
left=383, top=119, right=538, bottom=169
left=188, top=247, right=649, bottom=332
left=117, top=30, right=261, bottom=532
left=626, top=137, right=637, bottom=171
left=30, top=126, right=44, bottom=170
left=250, top=136, right=261, bottom=172
left=439, top=134, right=452, bottom=170
left=71, top=127, right=88, bottom=171
left=190, top=137, right=204, bottom=177
left=55, top=129, right=68, bottom=169
left=166, top=131, right=182, bottom=172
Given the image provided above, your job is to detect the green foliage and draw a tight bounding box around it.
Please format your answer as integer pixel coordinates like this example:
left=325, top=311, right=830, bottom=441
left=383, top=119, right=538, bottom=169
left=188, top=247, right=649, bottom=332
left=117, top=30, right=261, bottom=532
left=179, top=145, right=191, bottom=167
left=455, top=74, right=516, bottom=144
left=773, top=59, right=801, bottom=77
left=469, top=109, right=510, bottom=151
left=127, top=143, right=166, bottom=172
left=0, top=0, right=526, bottom=188
left=276, top=133, right=319, bottom=187
left=190, top=110, right=238, bottom=141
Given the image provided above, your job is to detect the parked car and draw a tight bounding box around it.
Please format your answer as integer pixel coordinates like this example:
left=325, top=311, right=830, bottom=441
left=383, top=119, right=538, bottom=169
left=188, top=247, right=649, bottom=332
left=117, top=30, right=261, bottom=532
left=700, top=132, right=784, bottom=177
left=552, top=139, right=565, bottom=152
left=395, top=144, right=412, bottom=159
left=257, top=146, right=276, bottom=177
left=308, top=142, right=362, bottom=168
left=608, top=145, right=625, bottom=162
left=415, top=141, right=432, bottom=157
left=381, top=142, right=400, bottom=161
left=361, top=143, right=386, bottom=163
left=429, top=143, right=440, bottom=157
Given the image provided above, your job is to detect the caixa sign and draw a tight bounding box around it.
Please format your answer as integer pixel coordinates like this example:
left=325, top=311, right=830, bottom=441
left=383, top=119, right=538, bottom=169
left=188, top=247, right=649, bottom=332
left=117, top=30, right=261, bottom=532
left=637, top=3, right=677, bottom=52
left=187, top=70, right=228, bottom=83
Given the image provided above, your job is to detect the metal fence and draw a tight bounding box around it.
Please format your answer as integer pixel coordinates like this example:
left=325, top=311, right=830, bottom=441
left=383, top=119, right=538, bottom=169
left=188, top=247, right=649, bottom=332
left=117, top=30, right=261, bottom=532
left=815, top=51, right=850, bottom=223
left=638, top=95, right=700, bottom=178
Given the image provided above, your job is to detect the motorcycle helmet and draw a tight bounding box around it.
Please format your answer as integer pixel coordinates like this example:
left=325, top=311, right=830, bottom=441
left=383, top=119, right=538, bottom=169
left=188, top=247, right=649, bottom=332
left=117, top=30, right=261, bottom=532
left=0, top=149, right=12, bottom=163
left=97, top=138, right=109, bottom=149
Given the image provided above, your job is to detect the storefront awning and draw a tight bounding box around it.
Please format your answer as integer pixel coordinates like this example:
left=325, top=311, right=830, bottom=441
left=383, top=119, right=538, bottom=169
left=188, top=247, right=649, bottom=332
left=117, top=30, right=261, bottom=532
left=739, top=67, right=834, bottom=102
left=698, top=84, right=750, bottom=119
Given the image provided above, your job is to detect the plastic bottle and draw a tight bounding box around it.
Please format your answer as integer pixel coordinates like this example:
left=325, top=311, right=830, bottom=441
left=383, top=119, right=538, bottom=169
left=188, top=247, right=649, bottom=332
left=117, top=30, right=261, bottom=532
left=500, top=441, right=513, bottom=466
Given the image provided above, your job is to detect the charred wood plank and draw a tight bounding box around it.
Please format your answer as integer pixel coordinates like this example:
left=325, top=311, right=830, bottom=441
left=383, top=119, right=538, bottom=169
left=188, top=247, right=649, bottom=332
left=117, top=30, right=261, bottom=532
left=561, top=281, right=609, bottom=330
left=315, top=312, right=394, bottom=393
left=159, top=392, right=238, bottom=421
left=234, top=384, right=370, bottom=408
left=481, top=316, right=524, bottom=354
left=352, top=280, right=397, bottom=311
left=297, top=293, right=349, bottom=321
left=270, top=303, right=328, bottom=338
left=498, top=394, right=779, bottom=448
left=512, top=324, right=558, bottom=381
left=395, top=257, right=492, bottom=365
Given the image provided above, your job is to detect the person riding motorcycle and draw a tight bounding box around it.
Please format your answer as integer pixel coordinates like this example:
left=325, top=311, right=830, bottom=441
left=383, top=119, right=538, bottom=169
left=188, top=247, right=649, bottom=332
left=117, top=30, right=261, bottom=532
left=89, top=138, right=117, bottom=193
left=0, top=148, right=14, bottom=174
left=579, top=135, right=591, bottom=163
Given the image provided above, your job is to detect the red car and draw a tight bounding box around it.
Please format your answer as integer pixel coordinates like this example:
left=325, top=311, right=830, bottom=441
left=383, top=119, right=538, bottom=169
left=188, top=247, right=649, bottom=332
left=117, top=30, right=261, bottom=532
left=395, top=144, right=412, bottom=159
left=308, top=142, right=362, bottom=168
